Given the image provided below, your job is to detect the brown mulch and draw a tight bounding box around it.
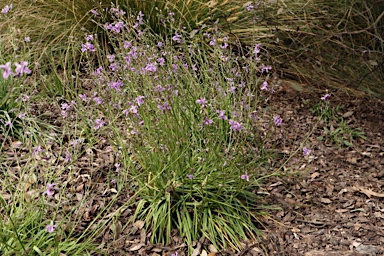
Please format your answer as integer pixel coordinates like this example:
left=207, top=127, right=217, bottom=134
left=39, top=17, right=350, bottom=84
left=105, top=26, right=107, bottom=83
left=254, top=86, right=384, bottom=256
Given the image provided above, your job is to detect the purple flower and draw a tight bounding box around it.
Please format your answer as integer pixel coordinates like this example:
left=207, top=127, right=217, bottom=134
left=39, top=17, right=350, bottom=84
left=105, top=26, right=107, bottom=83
left=321, top=94, right=330, bottom=101
left=158, top=102, right=171, bottom=113
left=33, top=146, right=44, bottom=156
left=241, top=172, right=249, bottom=182
left=1, top=4, right=12, bottom=14
left=261, top=81, right=268, bottom=90
left=172, top=32, right=182, bottom=43
left=157, top=84, right=165, bottom=92
left=247, top=5, right=254, bottom=11
left=0, top=62, right=12, bottom=79
left=90, top=9, right=99, bottom=17
left=157, top=57, right=165, bottom=65
left=171, top=252, right=179, bottom=256
left=64, top=152, right=72, bottom=162
left=196, top=98, right=207, bottom=108
left=303, top=147, right=312, bottom=156
left=109, top=63, right=118, bottom=71
left=260, top=64, right=272, bottom=73
left=136, top=96, right=145, bottom=106
left=107, top=54, right=115, bottom=62
left=108, top=80, right=123, bottom=92
left=130, top=105, right=138, bottom=114
left=79, top=94, right=87, bottom=101
left=45, top=183, right=56, bottom=197
left=186, top=174, right=194, bottom=180
left=46, top=221, right=57, bottom=233
left=14, top=61, right=31, bottom=77
left=145, top=62, right=157, bottom=72
left=124, top=41, right=132, bottom=49
left=86, top=34, right=94, bottom=41
left=94, top=119, right=104, bottom=130
left=25, top=37, right=30, bottom=42
left=217, top=110, right=227, bottom=120
left=203, top=117, right=213, bottom=125
left=5, top=120, right=12, bottom=127
left=254, top=43, right=262, bottom=60
left=61, top=103, right=70, bottom=111
left=229, top=119, right=243, bottom=131
left=273, top=115, right=283, bottom=126
left=93, top=97, right=103, bottom=105
left=81, top=42, right=96, bottom=52
left=209, top=38, right=216, bottom=46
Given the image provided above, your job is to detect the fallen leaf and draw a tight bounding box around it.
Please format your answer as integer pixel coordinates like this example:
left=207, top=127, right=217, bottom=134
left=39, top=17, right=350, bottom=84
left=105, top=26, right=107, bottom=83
left=319, top=198, right=332, bottom=204
left=311, top=172, right=320, bottom=179
left=353, top=186, right=384, bottom=198
left=129, top=243, right=145, bottom=251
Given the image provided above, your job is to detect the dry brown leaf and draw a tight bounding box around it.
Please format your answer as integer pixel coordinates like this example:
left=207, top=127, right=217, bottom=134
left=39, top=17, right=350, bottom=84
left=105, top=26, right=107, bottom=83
left=319, top=198, right=332, bottom=204
left=353, top=186, right=384, bottom=198
left=129, top=243, right=145, bottom=251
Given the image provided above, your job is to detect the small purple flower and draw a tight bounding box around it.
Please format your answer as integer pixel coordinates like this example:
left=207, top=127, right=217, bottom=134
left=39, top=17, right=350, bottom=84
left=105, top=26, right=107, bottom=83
left=157, top=84, right=165, bottom=92
left=186, top=174, right=194, bottom=180
left=70, top=138, right=84, bottom=146
left=64, top=152, right=72, bottom=162
left=196, top=98, right=207, bottom=108
left=172, top=32, right=182, bottom=43
left=171, top=252, right=179, bottom=256
left=136, top=96, right=145, bottom=106
left=303, top=147, right=312, bottom=156
left=261, top=81, right=268, bottom=90
left=81, top=42, right=96, bottom=52
left=79, top=94, right=87, bottom=101
left=5, top=120, right=12, bottom=127
left=130, top=105, right=138, bottom=114
left=203, top=117, right=213, bottom=125
left=0, top=62, right=12, bottom=79
left=107, top=54, right=115, bottom=62
left=247, top=5, right=254, bottom=11
left=273, top=115, right=283, bottom=126
left=93, top=97, right=103, bottom=105
left=61, top=103, right=70, bottom=111
left=158, top=102, right=171, bottom=113
left=229, top=120, right=243, bottom=131
left=91, top=9, right=99, bottom=17
left=254, top=43, right=262, bottom=60
left=108, top=80, right=123, bottom=92
left=321, top=94, right=330, bottom=101
left=33, top=146, right=44, bottom=156
left=145, top=62, right=157, bottom=72
left=14, top=61, right=31, bottom=77
left=25, top=36, right=30, bottom=42
left=241, top=172, right=249, bottom=182
left=46, top=221, right=57, bottom=233
left=1, top=4, right=12, bottom=14
left=157, top=57, right=165, bottom=65
left=46, top=183, right=56, bottom=197
left=86, top=34, right=94, bottom=41
left=124, top=41, right=132, bottom=49
left=218, top=110, right=227, bottom=120
left=94, top=119, right=104, bottom=130
left=209, top=38, right=216, bottom=46
left=260, top=64, right=272, bottom=73
left=229, top=86, right=236, bottom=93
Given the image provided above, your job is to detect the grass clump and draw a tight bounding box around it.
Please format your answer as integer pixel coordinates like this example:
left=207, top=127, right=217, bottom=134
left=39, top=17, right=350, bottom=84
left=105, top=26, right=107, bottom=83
left=310, top=94, right=366, bottom=148
left=0, top=2, right=321, bottom=255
